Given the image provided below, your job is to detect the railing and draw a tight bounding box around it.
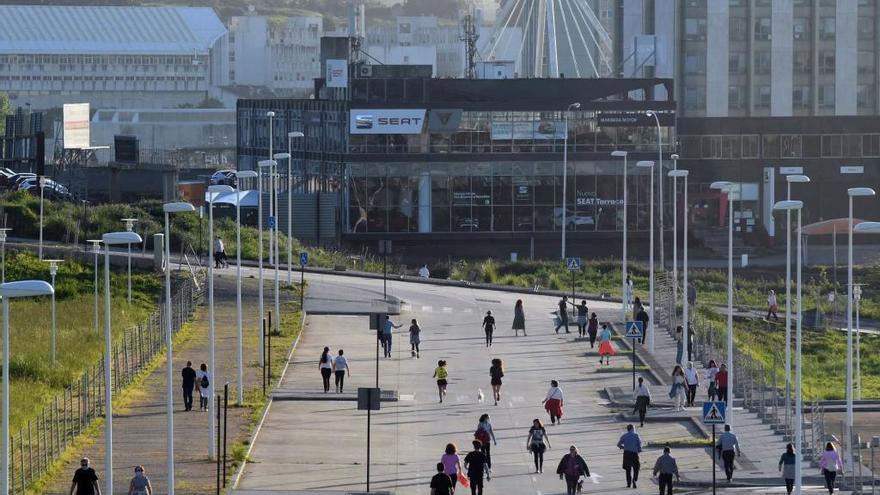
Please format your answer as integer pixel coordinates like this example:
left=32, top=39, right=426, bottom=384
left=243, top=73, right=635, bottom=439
left=8, top=276, right=204, bottom=494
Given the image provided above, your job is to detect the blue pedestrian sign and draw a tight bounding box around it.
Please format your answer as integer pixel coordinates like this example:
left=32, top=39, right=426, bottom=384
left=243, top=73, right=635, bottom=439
left=267, top=216, right=276, bottom=229
left=566, top=257, right=581, bottom=271
left=623, top=321, right=644, bottom=339
left=702, top=401, right=726, bottom=425
left=299, top=252, right=309, bottom=266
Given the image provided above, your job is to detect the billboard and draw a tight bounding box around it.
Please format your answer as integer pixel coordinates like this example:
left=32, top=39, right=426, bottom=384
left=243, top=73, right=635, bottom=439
left=490, top=120, right=566, bottom=140
left=349, top=109, right=426, bottom=135
left=63, top=103, right=90, bottom=149
left=326, top=59, right=348, bottom=88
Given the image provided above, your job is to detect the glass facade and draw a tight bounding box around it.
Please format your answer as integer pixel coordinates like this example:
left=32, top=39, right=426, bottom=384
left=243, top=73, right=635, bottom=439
left=346, top=161, right=663, bottom=234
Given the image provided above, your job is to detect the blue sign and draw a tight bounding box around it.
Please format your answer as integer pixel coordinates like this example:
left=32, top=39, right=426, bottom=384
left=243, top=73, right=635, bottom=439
left=624, top=321, right=644, bottom=339
left=566, top=257, right=581, bottom=271
left=268, top=216, right=276, bottom=229
left=299, top=252, right=309, bottom=266
left=702, top=401, right=726, bottom=425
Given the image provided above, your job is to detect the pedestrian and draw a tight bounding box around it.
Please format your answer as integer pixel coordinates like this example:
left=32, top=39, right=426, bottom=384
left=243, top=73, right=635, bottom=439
left=441, top=443, right=464, bottom=490
left=668, top=365, right=686, bottom=411
left=196, top=363, right=210, bottom=411
left=674, top=325, right=684, bottom=364
left=687, top=282, right=696, bottom=307
left=556, top=445, right=591, bottom=495
left=409, top=318, right=421, bottom=358
left=632, top=296, right=643, bottom=318
left=617, top=424, right=642, bottom=489
left=652, top=446, right=680, bottom=495
left=482, top=311, right=496, bottom=347
left=686, top=323, right=694, bottom=362
left=819, top=442, right=844, bottom=494
left=332, top=349, right=350, bottom=393
left=512, top=299, right=526, bottom=336
left=489, top=358, right=504, bottom=405
left=715, top=363, right=729, bottom=403
left=625, top=275, right=634, bottom=307
left=213, top=235, right=226, bottom=268
left=779, top=443, right=796, bottom=494
left=318, top=346, right=333, bottom=393
left=555, top=296, right=570, bottom=334
left=430, top=462, right=455, bottom=495
left=635, top=305, right=649, bottom=345
left=716, top=424, right=741, bottom=482
left=128, top=465, right=153, bottom=495
left=598, top=323, right=615, bottom=365
left=475, top=414, right=497, bottom=474
left=542, top=380, right=564, bottom=425
left=586, top=312, right=599, bottom=347
left=684, top=361, right=699, bottom=407
left=464, top=440, right=489, bottom=494
left=382, top=316, right=402, bottom=358
left=527, top=418, right=552, bottom=473
left=633, top=377, right=651, bottom=427
left=706, top=359, right=720, bottom=400
left=575, top=300, right=588, bottom=337
left=767, top=289, right=779, bottom=321
left=181, top=360, right=196, bottom=412
left=433, top=360, right=448, bottom=403
left=419, top=264, right=430, bottom=278
left=70, top=457, right=100, bottom=495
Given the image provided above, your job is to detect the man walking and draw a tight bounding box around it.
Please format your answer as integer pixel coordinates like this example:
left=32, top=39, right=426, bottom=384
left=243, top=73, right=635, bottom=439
left=653, top=446, right=680, bottom=495
left=213, top=235, right=226, bottom=268
left=70, top=457, right=100, bottom=495
left=717, top=424, right=741, bottom=482
left=617, top=424, right=642, bottom=489
left=382, top=316, right=402, bottom=358
left=684, top=361, right=699, bottom=407
left=181, top=360, right=196, bottom=412
left=555, top=296, right=570, bottom=334
left=464, top=440, right=488, bottom=495
left=635, top=305, right=649, bottom=345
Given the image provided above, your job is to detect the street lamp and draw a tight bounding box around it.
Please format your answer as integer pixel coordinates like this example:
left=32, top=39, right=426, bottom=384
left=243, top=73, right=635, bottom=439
left=611, top=150, right=628, bottom=324
left=670, top=153, right=679, bottom=328
left=784, top=174, right=810, bottom=432
left=561, top=102, right=581, bottom=259
left=162, top=201, right=196, bottom=495
left=272, top=152, right=290, bottom=338
left=45, top=259, right=63, bottom=367
left=645, top=110, right=664, bottom=269
left=206, top=185, right=233, bottom=459
left=774, top=200, right=804, bottom=495
left=1, top=280, right=54, bottom=495
left=637, top=160, right=655, bottom=351
left=121, top=218, right=138, bottom=304
left=38, top=176, right=47, bottom=260
left=711, top=180, right=735, bottom=425
left=256, top=160, right=276, bottom=368
left=234, top=170, right=258, bottom=405
left=669, top=169, right=688, bottom=367
left=287, top=132, right=305, bottom=285
left=0, top=228, right=11, bottom=284
left=266, top=112, right=276, bottom=334
left=101, top=230, right=142, bottom=494
left=87, top=240, right=101, bottom=336
left=854, top=283, right=863, bottom=400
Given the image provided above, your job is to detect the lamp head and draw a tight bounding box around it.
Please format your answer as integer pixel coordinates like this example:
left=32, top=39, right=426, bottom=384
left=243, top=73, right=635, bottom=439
left=667, top=170, right=689, bottom=178
left=670, top=154, right=679, bottom=160
left=853, top=221, right=880, bottom=233
left=636, top=160, right=654, bottom=168
left=121, top=218, right=138, bottom=231
left=87, top=239, right=102, bottom=254
left=162, top=202, right=196, bottom=214
left=266, top=111, right=275, bottom=118
left=257, top=159, right=276, bottom=168
left=645, top=110, right=655, bottom=117
left=0, top=280, right=54, bottom=298
left=786, top=174, right=810, bottom=184
left=710, top=181, right=734, bottom=191
left=102, top=231, right=143, bottom=246
left=288, top=131, right=305, bottom=138
left=568, top=102, right=581, bottom=110
left=0, top=228, right=10, bottom=243
left=273, top=153, right=291, bottom=160
left=208, top=185, right=235, bottom=194
left=848, top=187, right=876, bottom=197
left=611, top=150, right=628, bottom=157
left=45, top=259, right=62, bottom=276
left=235, top=170, right=258, bottom=179
left=773, top=200, right=804, bottom=211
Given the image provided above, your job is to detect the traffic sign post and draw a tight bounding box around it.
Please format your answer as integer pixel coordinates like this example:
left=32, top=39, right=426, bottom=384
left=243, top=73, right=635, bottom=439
left=378, top=240, right=392, bottom=299
left=566, top=257, right=581, bottom=302
left=267, top=216, right=276, bottom=229
left=702, top=401, right=726, bottom=495
left=624, top=321, right=644, bottom=389
left=299, top=252, right=308, bottom=308
left=358, top=387, right=381, bottom=493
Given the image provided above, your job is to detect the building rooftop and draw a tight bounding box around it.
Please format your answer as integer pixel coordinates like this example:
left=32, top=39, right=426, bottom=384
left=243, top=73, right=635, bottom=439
left=0, top=5, right=226, bottom=55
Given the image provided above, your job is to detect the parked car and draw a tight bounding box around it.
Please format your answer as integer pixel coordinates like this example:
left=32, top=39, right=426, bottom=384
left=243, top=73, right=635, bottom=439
left=553, top=208, right=596, bottom=228
left=10, top=173, right=36, bottom=189
left=210, top=169, right=237, bottom=187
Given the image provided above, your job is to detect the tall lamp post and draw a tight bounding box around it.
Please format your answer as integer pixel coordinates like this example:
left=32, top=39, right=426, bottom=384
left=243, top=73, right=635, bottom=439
left=560, top=102, right=581, bottom=259
left=45, top=259, right=63, bottom=367
left=287, top=132, right=305, bottom=285
left=784, top=174, right=810, bottom=431
left=1, top=280, right=54, bottom=495
left=645, top=111, right=664, bottom=269
left=272, top=152, right=290, bottom=337
left=38, top=176, right=47, bottom=260
left=101, top=231, right=142, bottom=495
left=611, top=150, right=628, bottom=323
left=0, top=228, right=10, bottom=283
left=87, top=240, right=101, bottom=336
left=670, top=153, right=679, bottom=326
left=711, top=180, right=735, bottom=425
left=121, top=218, right=138, bottom=304
left=234, top=170, right=258, bottom=405
left=854, top=283, right=863, bottom=400
left=669, top=169, right=689, bottom=366
left=256, top=160, right=276, bottom=368
left=637, top=160, right=655, bottom=351
left=162, top=201, right=196, bottom=495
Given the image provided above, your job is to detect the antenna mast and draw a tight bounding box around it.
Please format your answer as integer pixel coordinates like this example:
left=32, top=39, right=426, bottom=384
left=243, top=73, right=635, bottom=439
left=460, top=9, right=479, bottom=79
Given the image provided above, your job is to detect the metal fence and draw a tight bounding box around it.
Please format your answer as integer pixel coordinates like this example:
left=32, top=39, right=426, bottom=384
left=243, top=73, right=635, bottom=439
left=8, top=277, right=203, bottom=494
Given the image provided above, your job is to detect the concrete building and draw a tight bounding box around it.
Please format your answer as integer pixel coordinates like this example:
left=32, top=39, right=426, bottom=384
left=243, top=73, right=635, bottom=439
left=362, top=17, right=465, bottom=77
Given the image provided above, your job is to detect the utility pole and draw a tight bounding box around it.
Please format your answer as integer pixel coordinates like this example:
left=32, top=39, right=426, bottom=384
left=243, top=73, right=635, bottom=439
left=460, top=9, right=479, bottom=79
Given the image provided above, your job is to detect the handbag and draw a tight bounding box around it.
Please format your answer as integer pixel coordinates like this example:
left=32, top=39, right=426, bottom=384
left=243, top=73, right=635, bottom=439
left=457, top=471, right=470, bottom=487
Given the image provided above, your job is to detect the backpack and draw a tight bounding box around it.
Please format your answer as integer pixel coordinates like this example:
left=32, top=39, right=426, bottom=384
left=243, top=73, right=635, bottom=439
left=475, top=427, right=490, bottom=445
left=200, top=375, right=210, bottom=389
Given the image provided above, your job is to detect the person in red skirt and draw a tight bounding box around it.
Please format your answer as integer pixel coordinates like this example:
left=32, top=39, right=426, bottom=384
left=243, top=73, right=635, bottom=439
left=542, top=380, right=565, bottom=425
left=597, top=324, right=616, bottom=365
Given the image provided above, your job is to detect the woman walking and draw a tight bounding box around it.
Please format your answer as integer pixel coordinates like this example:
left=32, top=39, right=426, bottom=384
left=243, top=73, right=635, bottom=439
left=409, top=319, right=421, bottom=358
left=598, top=324, right=615, bottom=365
left=527, top=418, right=552, bottom=473
left=542, top=380, right=564, bottom=425
left=433, top=360, right=449, bottom=403
left=196, top=363, right=210, bottom=411
left=318, top=347, right=333, bottom=393
left=512, top=299, right=526, bottom=336
left=556, top=445, right=591, bottom=495
left=587, top=313, right=599, bottom=348
left=669, top=365, right=686, bottom=411
left=489, top=358, right=504, bottom=405
left=128, top=466, right=153, bottom=495
left=674, top=325, right=684, bottom=364
left=778, top=443, right=796, bottom=494
left=482, top=311, right=496, bottom=347
left=575, top=300, right=588, bottom=337
left=475, top=414, right=497, bottom=473
left=706, top=360, right=720, bottom=401
left=819, top=442, right=844, bottom=494
left=767, top=289, right=779, bottom=321
left=632, top=296, right=643, bottom=318
left=633, top=377, right=651, bottom=427
left=441, top=443, right=464, bottom=490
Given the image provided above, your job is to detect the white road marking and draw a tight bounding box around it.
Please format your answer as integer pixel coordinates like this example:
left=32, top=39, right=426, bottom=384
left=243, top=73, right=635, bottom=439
left=442, top=307, right=453, bottom=313
left=589, top=472, right=603, bottom=484
left=401, top=304, right=412, bottom=312
left=399, top=394, right=415, bottom=401
left=421, top=306, right=433, bottom=312
left=463, top=308, right=473, bottom=314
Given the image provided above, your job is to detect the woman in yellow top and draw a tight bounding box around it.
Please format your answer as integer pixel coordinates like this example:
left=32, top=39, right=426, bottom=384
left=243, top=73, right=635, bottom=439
left=433, top=360, right=448, bottom=403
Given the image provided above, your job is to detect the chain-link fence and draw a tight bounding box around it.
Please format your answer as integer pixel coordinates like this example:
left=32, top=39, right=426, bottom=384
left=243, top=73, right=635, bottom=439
left=8, top=276, right=203, bottom=494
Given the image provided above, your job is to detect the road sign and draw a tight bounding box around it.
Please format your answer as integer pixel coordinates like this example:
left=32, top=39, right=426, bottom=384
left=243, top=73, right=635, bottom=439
left=702, top=401, right=726, bottom=425
left=624, top=321, right=644, bottom=339
left=267, top=216, right=276, bottom=229
left=378, top=239, right=392, bottom=255
left=369, top=313, right=387, bottom=331
left=299, top=252, right=309, bottom=266
left=358, top=387, right=381, bottom=411
left=566, top=256, right=581, bottom=271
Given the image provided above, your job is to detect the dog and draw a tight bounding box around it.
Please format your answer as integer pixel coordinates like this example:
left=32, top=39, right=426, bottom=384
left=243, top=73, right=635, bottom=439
left=477, top=389, right=484, bottom=404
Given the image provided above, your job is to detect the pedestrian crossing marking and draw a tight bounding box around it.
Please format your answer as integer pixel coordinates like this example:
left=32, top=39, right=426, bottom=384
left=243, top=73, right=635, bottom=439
left=442, top=307, right=453, bottom=313
left=421, top=305, right=433, bottom=312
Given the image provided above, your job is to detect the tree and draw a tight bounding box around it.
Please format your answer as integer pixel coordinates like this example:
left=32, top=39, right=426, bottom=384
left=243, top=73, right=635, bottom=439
left=0, top=91, right=9, bottom=137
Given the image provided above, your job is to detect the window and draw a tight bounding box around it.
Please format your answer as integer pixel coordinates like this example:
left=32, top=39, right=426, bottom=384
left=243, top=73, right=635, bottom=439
left=794, top=51, right=811, bottom=73
left=858, top=84, right=874, bottom=109
left=729, top=86, right=745, bottom=110
left=755, top=85, right=771, bottom=109
left=819, top=51, right=835, bottom=74
left=822, top=134, right=842, bottom=156
left=844, top=135, right=862, bottom=156
left=754, top=51, right=771, bottom=74
left=730, top=17, right=748, bottom=41
left=742, top=135, right=759, bottom=158
left=754, top=18, right=771, bottom=41
left=793, top=86, right=811, bottom=109
left=803, top=135, right=821, bottom=157
left=819, top=85, right=835, bottom=108
left=685, top=53, right=706, bottom=74
left=701, top=136, right=722, bottom=159
left=794, top=18, right=810, bottom=40
left=685, top=18, right=707, bottom=40
left=723, top=136, right=742, bottom=158
left=819, top=17, right=836, bottom=40
left=781, top=135, right=802, bottom=158
left=859, top=51, right=874, bottom=74
left=763, top=135, right=780, bottom=158
left=685, top=86, right=706, bottom=110
left=859, top=16, right=874, bottom=40
left=863, top=134, right=880, bottom=157
left=729, top=52, right=746, bottom=74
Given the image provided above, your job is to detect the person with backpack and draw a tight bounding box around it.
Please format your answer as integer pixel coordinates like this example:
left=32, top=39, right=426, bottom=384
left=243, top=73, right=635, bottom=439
left=475, top=414, right=497, bottom=475
left=526, top=418, right=552, bottom=473
left=556, top=445, right=590, bottom=495
left=489, top=358, right=504, bottom=405
left=332, top=349, right=350, bottom=393
left=318, top=346, right=333, bottom=393
left=196, top=363, right=210, bottom=411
